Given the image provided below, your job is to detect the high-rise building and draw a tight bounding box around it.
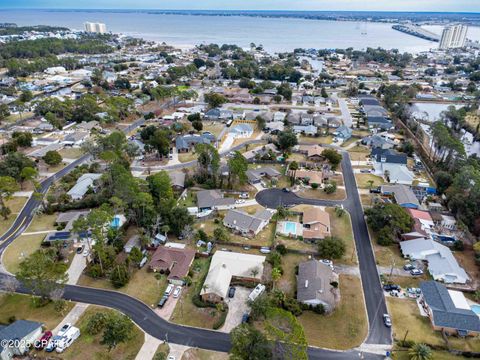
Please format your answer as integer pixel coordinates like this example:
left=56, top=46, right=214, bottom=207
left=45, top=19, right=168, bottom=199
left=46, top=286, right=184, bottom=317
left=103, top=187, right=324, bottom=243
left=84, top=22, right=107, bottom=34
left=439, top=24, right=468, bottom=50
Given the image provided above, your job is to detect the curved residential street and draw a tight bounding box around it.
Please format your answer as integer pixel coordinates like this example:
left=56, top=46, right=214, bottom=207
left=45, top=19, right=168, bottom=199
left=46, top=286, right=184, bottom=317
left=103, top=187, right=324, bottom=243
left=0, top=114, right=389, bottom=359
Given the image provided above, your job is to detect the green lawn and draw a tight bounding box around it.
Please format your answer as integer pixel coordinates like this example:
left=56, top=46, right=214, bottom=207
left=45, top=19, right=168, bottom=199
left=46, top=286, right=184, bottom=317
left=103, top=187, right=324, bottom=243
left=24, top=213, right=57, bottom=233
left=297, top=187, right=347, bottom=201
left=298, top=274, right=368, bottom=350
left=3, top=234, right=45, bottom=274
left=0, top=197, right=28, bottom=237
left=0, top=293, right=74, bottom=330
left=178, top=152, right=197, bottom=163
left=387, top=297, right=480, bottom=352
left=77, top=266, right=167, bottom=306
left=327, top=208, right=357, bottom=265
left=277, top=253, right=309, bottom=297
left=182, top=348, right=229, bottom=360
left=355, top=173, right=385, bottom=189
left=58, top=147, right=85, bottom=159
left=62, top=306, right=144, bottom=360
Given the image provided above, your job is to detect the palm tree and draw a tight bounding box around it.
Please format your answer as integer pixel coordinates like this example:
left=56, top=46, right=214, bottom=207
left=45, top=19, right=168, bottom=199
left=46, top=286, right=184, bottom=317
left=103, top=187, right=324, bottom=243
left=250, top=267, right=259, bottom=279
left=409, top=343, right=433, bottom=360
left=289, top=161, right=299, bottom=186
left=367, top=179, right=374, bottom=190
left=271, top=267, right=282, bottom=290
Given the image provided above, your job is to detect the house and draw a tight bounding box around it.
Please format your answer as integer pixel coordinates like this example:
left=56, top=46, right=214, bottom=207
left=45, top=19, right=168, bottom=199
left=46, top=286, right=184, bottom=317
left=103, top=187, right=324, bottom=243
left=246, top=167, right=281, bottom=184
left=124, top=235, right=141, bottom=254
left=362, top=135, right=395, bottom=149
left=367, top=116, right=394, bottom=130
left=297, top=144, right=325, bottom=161
left=302, top=207, right=331, bottom=240
left=76, top=120, right=100, bottom=131
left=372, top=149, right=414, bottom=185
left=223, top=208, right=274, bottom=237
left=200, top=250, right=265, bottom=303
left=407, top=209, right=434, bottom=236
left=419, top=281, right=480, bottom=336
left=149, top=247, right=195, bottom=284
left=371, top=148, right=407, bottom=164
left=297, top=260, right=338, bottom=312
left=230, top=123, right=253, bottom=138
left=381, top=185, right=420, bottom=209
left=441, top=215, right=457, bottom=231
left=0, top=320, right=43, bottom=360
left=333, top=125, right=352, bottom=141
left=264, top=121, right=284, bottom=134
left=293, top=125, right=318, bottom=136
left=168, top=171, right=186, bottom=189
left=291, top=169, right=325, bottom=185
left=67, top=173, right=102, bottom=200
left=196, top=190, right=235, bottom=211
left=243, top=143, right=280, bottom=161
left=205, top=108, right=233, bottom=121
left=400, top=239, right=469, bottom=284
left=62, top=131, right=89, bottom=147
left=55, top=210, right=90, bottom=231
left=175, top=132, right=216, bottom=153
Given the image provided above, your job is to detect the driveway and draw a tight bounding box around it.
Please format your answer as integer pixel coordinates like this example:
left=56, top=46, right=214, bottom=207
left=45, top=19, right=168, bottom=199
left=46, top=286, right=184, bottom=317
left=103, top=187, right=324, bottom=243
left=220, top=287, right=250, bottom=333
left=67, top=253, right=87, bottom=285
left=52, top=303, right=89, bottom=334
left=155, top=291, right=180, bottom=321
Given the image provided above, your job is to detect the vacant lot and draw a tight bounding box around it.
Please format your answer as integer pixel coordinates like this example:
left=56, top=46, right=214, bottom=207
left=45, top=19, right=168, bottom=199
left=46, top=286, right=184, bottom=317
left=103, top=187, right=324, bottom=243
left=203, top=122, right=226, bottom=137
left=182, top=348, right=229, bottom=360
left=348, top=145, right=370, bottom=162
left=355, top=173, right=385, bottom=189
left=297, top=187, right=347, bottom=201
left=0, top=293, right=74, bottom=330
left=369, top=227, right=405, bottom=268
left=277, top=253, right=309, bottom=297
left=298, top=274, right=368, bottom=349
left=327, top=208, right=357, bottom=265
left=58, top=147, right=85, bottom=159
left=387, top=297, right=480, bottom=352
left=62, top=306, right=144, bottom=360
left=298, top=135, right=333, bottom=145
left=78, top=266, right=166, bottom=306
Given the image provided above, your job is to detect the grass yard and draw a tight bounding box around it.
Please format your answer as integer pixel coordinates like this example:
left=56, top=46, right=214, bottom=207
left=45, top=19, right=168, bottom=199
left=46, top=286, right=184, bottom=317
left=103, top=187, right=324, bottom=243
left=298, top=135, right=333, bottom=145
left=3, top=234, right=45, bottom=274
left=0, top=197, right=28, bottom=236
left=62, top=306, right=144, bottom=360
left=178, top=190, right=197, bottom=208
left=348, top=149, right=370, bottom=162
left=298, top=274, right=368, bottom=350
left=178, top=152, right=197, bottom=163
left=340, top=137, right=359, bottom=148
left=382, top=275, right=427, bottom=289
left=58, top=147, right=85, bottom=159
left=77, top=266, right=167, bottom=306
left=0, top=293, right=74, bottom=330
left=287, top=153, right=307, bottom=162
left=327, top=208, right=357, bottom=265
left=393, top=350, right=470, bottom=360
left=182, top=348, right=229, bottom=360
left=369, top=227, right=405, bottom=268
left=170, top=258, right=225, bottom=329
left=277, top=253, right=309, bottom=297
left=203, top=122, right=226, bottom=137
left=360, top=193, right=379, bottom=207
left=25, top=213, right=57, bottom=233
left=387, top=297, right=480, bottom=352
left=355, top=173, right=385, bottom=189
left=297, top=187, right=347, bottom=201
left=154, top=342, right=170, bottom=358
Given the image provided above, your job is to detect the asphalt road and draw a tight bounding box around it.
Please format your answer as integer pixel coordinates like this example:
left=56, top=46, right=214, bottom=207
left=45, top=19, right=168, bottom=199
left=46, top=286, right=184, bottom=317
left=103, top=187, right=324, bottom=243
left=256, top=152, right=392, bottom=346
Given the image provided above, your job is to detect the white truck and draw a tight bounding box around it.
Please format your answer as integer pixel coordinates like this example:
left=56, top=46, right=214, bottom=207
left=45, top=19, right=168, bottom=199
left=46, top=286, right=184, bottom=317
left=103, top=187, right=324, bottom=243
left=248, top=284, right=266, bottom=302
left=55, top=326, right=80, bottom=353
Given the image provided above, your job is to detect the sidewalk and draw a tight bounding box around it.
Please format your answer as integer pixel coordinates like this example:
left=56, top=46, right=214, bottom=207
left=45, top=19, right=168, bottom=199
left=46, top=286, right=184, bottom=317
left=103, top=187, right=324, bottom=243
left=135, top=334, right=163, bottom=360
left=52, top=303, right=89, bottom=334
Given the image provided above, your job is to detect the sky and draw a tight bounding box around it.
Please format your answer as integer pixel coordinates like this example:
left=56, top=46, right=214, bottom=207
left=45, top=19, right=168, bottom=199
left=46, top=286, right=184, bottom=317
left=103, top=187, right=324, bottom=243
left=0, top=0, right=478, bottom=12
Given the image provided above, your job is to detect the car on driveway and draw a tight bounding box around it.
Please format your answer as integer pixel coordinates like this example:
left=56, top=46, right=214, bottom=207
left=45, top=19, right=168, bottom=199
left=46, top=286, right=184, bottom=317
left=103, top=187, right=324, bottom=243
left=76, top=246, right=84, bottom=254
left=241, top=313, right=250, bottom=323
left=35, top=331, right=52, bottom=349
left=383, top=314, right=392, bottom=327
left=57, top=323, right=72, bottom=337
left=228, top=286, right=236, bottom=298
left=403, top=263, right=415, bottom=271
left=165, top=284, right=174, bottom=296
left=45, top=335, right=62, bottom=352
left=282, top=188, right=290, bottom=192
left=383, top=284, right=400, bottom=291
left=173, top=286, right=182, bottom=298
left=410, top=269, right=423, bottom=276
left=158, top=295, right=168, bottom=308
left=319, top=259, right=334, bottom=270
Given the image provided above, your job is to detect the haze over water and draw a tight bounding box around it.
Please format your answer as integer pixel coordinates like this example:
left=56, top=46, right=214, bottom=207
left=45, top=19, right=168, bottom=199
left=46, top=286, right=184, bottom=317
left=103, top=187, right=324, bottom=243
left=3, top=9, right=478, bottom=53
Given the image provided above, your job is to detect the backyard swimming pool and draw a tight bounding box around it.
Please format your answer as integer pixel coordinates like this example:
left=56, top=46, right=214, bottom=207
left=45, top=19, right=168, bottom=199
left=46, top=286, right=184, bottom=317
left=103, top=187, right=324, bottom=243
left=284, top=221, right=298, bottom=235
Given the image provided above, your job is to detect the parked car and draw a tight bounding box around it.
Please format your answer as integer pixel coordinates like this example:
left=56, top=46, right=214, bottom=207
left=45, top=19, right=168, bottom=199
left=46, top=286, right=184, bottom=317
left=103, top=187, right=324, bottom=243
left=410, top=269, right=423, bottom=276
left=158, top=295, right=168, bottom=308
left=76, top=246, right=84, bottom=254
left=390, top=290, right=400, bottom=297
left=56, top=327, right=80, bottom=353
left=282, top=188, right=290, bottom=192
left=319, top=259, right=334, bottom=270
left=260, top=247, right=271, bottom=254
left=57, top=323, right=72, bottom=337
left=241, top=313, right=250, bottom=323
left=168, top=356, right=176, bottom=360
left=239, top=193, right=249, bottom=199
left=165, top=284, right=174, bottom=296
left=403, top=263, right=415, bottom=271
left=82, top=249, right=89, bottom=257
left=45, top=335, right=63, bottom=352
left=35, top=331, right=53, bottom=349
left=173, top=286, right=182, bottom=298
left=383, top=284, right=400, bottom=291
left=228, top=286, right=236, bottom=298
left=243, top=246, right=251, bottom=251
left=360, top=169, right=371, bottom=173
left=383, top=314, right=392, bottom=327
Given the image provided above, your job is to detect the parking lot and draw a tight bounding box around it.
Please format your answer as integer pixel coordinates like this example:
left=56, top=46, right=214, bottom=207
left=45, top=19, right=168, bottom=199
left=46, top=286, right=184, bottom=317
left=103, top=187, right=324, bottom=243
left=220, top=287, right=251, bottom=333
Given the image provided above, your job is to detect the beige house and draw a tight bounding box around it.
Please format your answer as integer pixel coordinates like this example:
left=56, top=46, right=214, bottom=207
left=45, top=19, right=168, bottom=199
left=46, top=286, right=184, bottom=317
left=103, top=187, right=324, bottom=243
left=302, top=207, right=331, bottom=240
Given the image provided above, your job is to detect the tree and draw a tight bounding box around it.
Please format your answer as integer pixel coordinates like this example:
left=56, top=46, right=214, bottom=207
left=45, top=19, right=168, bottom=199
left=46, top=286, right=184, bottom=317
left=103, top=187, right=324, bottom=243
left=365, top=203, right=413, bottom=242
left=192, top=120, right=203, bottom=132
left=228, top=151, right=248, bottom=186
left=321, top=87, right=328, bottom=98
left=20, top=166, right=37, bottom=190
left=195, top=143, right=220, bottom=184
left=204, top=92, right=227, bottom=109
left=101, top=312, right=134, bottom=350
left=147, top=171, right=176, bottom=216
left=321, top=149, right=342, bottom=171
left=0, top=152, right=36, bottom=180
left=16, top=249, right=68, bottom=300
left=167, top=207, right=194, bottom=237
left=128, top=247, right=143, bottom=265
left=271, top=267, right=282, bottom=290
left=409, top=343, right=433, bottom=360
left=230, top=324, right=271, bottom=360
left=318, top=236, right=346, bottom=259
left=110, top=264, right=130, bottom=288
left=255, top=115, right=266, bottom=130
left=289, top=161, right=299, bottom=185
left=12, top=132, right=33, bottom=147
left=43, top=150, right=62, bottom=166
left=276, top=130, right=298, bottom=153
left=434, top=171, right=453, bottom=194
left=0, top=176, right=19, bottom=220
left=324, top=180, right=337, bottom=194
left=0, top=103, right=10, bottom=124
left=213, top=227, right=229, bottom=242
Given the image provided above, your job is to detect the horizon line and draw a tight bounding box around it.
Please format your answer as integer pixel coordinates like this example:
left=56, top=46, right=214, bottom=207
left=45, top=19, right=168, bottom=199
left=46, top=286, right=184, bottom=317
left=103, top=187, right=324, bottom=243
left=0, top=8, right=480, bottom=15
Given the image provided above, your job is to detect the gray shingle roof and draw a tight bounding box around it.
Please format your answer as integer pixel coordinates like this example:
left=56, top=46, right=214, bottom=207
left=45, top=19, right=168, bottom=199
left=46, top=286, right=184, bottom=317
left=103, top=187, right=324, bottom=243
left=371, top=148, right=407, bottom=164
left=0, top=320, right=42, bottom=351
left=420, top=281, right=480, bottom=332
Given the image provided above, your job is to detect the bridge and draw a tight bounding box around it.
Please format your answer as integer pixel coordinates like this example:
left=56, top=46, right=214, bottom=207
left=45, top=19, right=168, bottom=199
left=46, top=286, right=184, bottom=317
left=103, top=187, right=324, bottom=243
left=392, top=24, right=440, bottom=42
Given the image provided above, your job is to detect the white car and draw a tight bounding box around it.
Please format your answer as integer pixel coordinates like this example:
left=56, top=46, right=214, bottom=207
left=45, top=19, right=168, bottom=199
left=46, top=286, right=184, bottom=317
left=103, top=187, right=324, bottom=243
left=319, top=259, right=334, bottom=270
left=173, top=286, right=182, bottom=298
left=57, top=323, right=72, bottom=337
left=168, top=356, right=176, bottom=360
left=82, top=249, right=89, bottom=257
left=165, top=284, right=174, bottom=296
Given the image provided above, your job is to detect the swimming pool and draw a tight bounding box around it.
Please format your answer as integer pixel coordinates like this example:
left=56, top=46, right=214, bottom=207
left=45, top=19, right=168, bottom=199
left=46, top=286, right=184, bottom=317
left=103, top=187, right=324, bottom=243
left=284, top=221, right=297, bottom=235
left=111, top=216, right=121, bottom=229
left=471, top=305, right=480, bottom=316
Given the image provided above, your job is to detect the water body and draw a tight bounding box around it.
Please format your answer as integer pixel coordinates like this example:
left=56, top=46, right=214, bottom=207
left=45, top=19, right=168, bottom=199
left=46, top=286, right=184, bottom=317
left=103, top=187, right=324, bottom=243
left=0, top=9, right=449, bottom=53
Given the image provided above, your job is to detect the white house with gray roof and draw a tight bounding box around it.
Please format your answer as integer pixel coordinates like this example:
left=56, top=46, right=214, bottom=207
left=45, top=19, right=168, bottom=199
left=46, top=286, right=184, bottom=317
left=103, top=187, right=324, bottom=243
left=67, top=173, right=102, bottom=200
left=0, top=320, right=43, bottom=360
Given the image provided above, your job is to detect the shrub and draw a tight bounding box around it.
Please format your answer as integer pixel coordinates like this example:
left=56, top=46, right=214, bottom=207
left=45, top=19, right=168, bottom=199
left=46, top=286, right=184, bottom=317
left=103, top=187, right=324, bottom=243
left=376, top=227, right=394, bottom=246
left=311, top=304, right=325, bottom=314
left=110, top=265, right=130, bottom=288
left=453, top=240, right=464, bottom=251
left=276, top=244, right=287, bottom=255
left=85, top=312, right=108, bottom=335
left=311, top=183, right=319, bottom=189
left=282, top=297, right=303, bottom=316
left=212, top=305, right=229, bottom=329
